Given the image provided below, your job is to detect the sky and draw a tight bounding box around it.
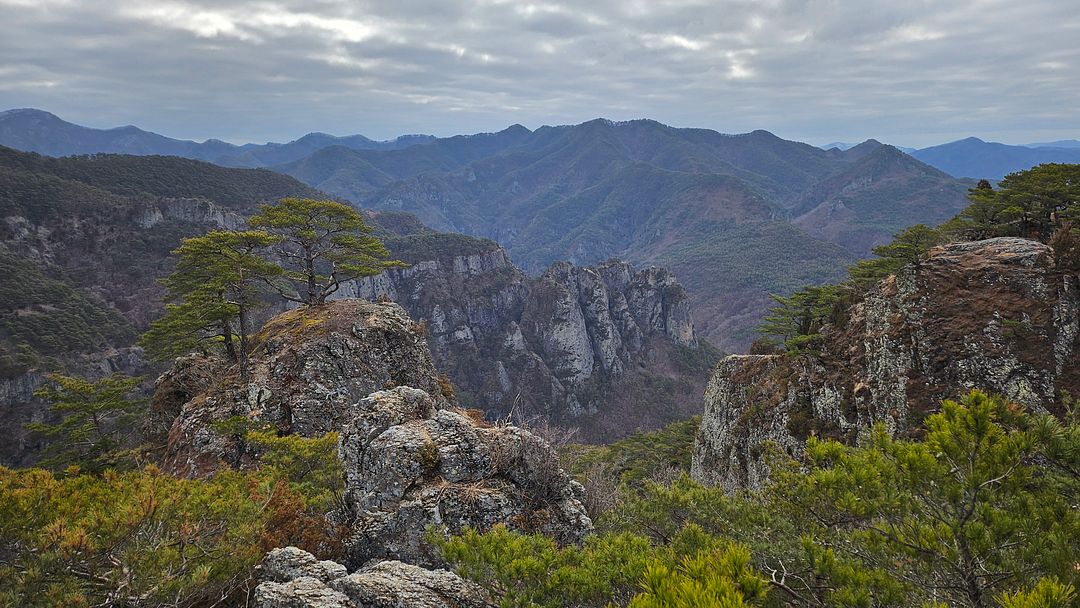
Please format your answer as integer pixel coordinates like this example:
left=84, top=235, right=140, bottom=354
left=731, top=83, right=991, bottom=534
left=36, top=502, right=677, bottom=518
left=1, top=0, right=1077, bottom=148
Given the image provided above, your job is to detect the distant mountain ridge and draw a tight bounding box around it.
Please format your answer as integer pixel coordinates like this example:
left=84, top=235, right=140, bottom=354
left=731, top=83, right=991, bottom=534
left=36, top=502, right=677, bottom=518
left=909, top=136, right=1080, bottom=181
left=1026, top=139, right=1080, bottom=149
left=0, top=108, right=435, bottom=167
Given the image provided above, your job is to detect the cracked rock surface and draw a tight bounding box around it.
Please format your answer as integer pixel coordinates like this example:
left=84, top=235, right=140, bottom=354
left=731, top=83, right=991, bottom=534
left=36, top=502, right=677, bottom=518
left=162, top=300, right=451, bottom=477
left=254, top=547, right=493, bottom=608
left=339, top=386, right=592, bottom=568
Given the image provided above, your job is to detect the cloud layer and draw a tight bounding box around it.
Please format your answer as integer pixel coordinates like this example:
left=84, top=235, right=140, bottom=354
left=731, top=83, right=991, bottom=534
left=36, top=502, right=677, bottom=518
left=1, top=0, right=1076, bottom=146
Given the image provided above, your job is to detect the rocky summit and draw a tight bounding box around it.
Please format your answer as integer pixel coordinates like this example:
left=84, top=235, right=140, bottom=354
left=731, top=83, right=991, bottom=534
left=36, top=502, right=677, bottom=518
left=339, top=386, right=591, bottom=568
left=162, top=300, right=453, bottom=477
left=692, top=237, right=1080, bottom=491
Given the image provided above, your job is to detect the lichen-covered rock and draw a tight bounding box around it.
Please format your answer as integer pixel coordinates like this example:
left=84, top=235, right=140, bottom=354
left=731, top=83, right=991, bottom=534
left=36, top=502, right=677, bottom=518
left=338, top=387, right=592, bottom=568
left=253, top=548, right=493, bottom=608
left=330, top=560, right=492, bottom=608
left=258, top=547, right=349, bottom=584
left=254, top=578, right=354, bottom=608
left=692, top=237, right=1080, bottom=490
left=162, top=300, right=452, bottom=477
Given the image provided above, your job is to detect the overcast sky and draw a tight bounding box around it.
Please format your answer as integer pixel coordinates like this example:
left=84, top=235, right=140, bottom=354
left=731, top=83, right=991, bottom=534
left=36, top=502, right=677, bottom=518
left=1, top=0, right=1077, bottom=147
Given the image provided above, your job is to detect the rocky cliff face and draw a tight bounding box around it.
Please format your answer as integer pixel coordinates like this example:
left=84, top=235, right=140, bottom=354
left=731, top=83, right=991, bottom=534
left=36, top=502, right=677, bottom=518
left=339, top=242, right=712, bottom=440
left=692, top=237, right=1080, bottom=491
left=339, top=386, right=591, bottom=568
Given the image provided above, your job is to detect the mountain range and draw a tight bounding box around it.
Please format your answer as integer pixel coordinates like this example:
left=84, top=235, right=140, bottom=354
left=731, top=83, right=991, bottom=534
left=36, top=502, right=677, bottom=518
left=908, top=137, right=1080, bottom=181
left=274, top=120, right=971, bottom=348
left=821, top=136, right=1080, bottom=180
left=0, top=109, right=991, bottom=348
left=0, top=145, right=719, bottom=463
left=0, top=108, right=436, bottom=168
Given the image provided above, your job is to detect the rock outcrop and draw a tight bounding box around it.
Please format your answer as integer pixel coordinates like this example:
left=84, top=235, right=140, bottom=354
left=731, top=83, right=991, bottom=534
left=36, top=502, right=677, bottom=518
left=339, top=241, right=713, bottom=439
left=163, top=300, right=452, bottom=477
left=158, top=300, right=591, bottom=562
left=339, top=386, right=591, bottom=568
left=692, top=237, right=1080, bottom=491
left=254, top=547, right=493, bottom=608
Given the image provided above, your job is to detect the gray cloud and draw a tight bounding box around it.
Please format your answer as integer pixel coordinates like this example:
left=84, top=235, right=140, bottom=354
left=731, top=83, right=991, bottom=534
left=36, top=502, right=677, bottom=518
left=0, top=0, right=1076, bottom=146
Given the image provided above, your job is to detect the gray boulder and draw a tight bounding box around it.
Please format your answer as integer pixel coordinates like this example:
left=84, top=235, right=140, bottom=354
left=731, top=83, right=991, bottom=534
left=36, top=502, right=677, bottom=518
left=339, top=387, right=592, bottom=568
left=253, top=548, right=492, bottom=608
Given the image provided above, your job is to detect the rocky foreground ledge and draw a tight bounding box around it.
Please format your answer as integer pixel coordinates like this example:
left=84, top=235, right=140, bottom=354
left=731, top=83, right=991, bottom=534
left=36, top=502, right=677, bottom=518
left=692, top=237, right=1080, bottom=491
left=254, top=546, right=493, bottom=608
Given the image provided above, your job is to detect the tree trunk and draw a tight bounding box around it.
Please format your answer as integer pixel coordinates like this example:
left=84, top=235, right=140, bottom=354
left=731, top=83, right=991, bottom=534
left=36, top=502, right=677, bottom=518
left=957, top=536, right=985, bottom=608
left=304, top=245, right=317, bottom=306
left=238, top=302, right=250, bottom=381
left=221, top=320, right=238, bottom=362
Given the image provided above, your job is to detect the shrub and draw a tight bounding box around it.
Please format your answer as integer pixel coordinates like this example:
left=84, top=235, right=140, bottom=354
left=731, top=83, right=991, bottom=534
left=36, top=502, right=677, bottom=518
left=0, top=432, right=346, bottom=607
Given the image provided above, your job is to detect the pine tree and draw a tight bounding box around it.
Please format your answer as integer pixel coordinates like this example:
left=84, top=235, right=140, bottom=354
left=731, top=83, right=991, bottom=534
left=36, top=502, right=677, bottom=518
left=848, top=223, right=942, bottom=288
left=140, top=230, right=281, bottom=378
left=249, top=198, right=404, bottom=306
left=758, top=284, right=841, bottom=352
left=784, top=390, right=1080, bottom=608
left=27, top=372, right=145, bottom=472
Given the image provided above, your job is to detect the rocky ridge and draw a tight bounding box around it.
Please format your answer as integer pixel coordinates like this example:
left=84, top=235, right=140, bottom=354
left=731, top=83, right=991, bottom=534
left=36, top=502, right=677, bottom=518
left=162, top=301, right=453, bottom=477
left=338, top=241, right=712, bottom=440
left=691, top=237, right=1080, bottom=491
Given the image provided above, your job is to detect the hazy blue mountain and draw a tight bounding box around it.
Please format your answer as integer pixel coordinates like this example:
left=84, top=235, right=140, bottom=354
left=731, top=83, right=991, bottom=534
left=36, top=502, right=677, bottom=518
left=0, top=108, right=433, bottom=166
left=910, top=137, right=1080, bottom=181
left=820, top=141, right=916, bottom=154
left=1026, top=139, right=1080, bottom=149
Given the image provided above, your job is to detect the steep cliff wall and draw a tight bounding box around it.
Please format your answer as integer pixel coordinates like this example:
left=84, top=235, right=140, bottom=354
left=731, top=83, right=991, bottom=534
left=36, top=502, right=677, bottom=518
left=692, top=237, right=1080, bottom=491
left=338, top=243, right=714, bottom=440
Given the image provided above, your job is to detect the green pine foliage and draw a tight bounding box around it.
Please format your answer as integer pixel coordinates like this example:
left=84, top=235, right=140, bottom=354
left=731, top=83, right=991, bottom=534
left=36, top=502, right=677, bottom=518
left=0, top=433, right=345, bottom=607
left=140, top=230, right=282, bottom=378
left=27, top=373, right=145, bottom=473
left=630, top=545, right=768, bottom=608
left=438, top=390, right=1079, bottom=608
left=249, top=198, right=405, bottom=305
